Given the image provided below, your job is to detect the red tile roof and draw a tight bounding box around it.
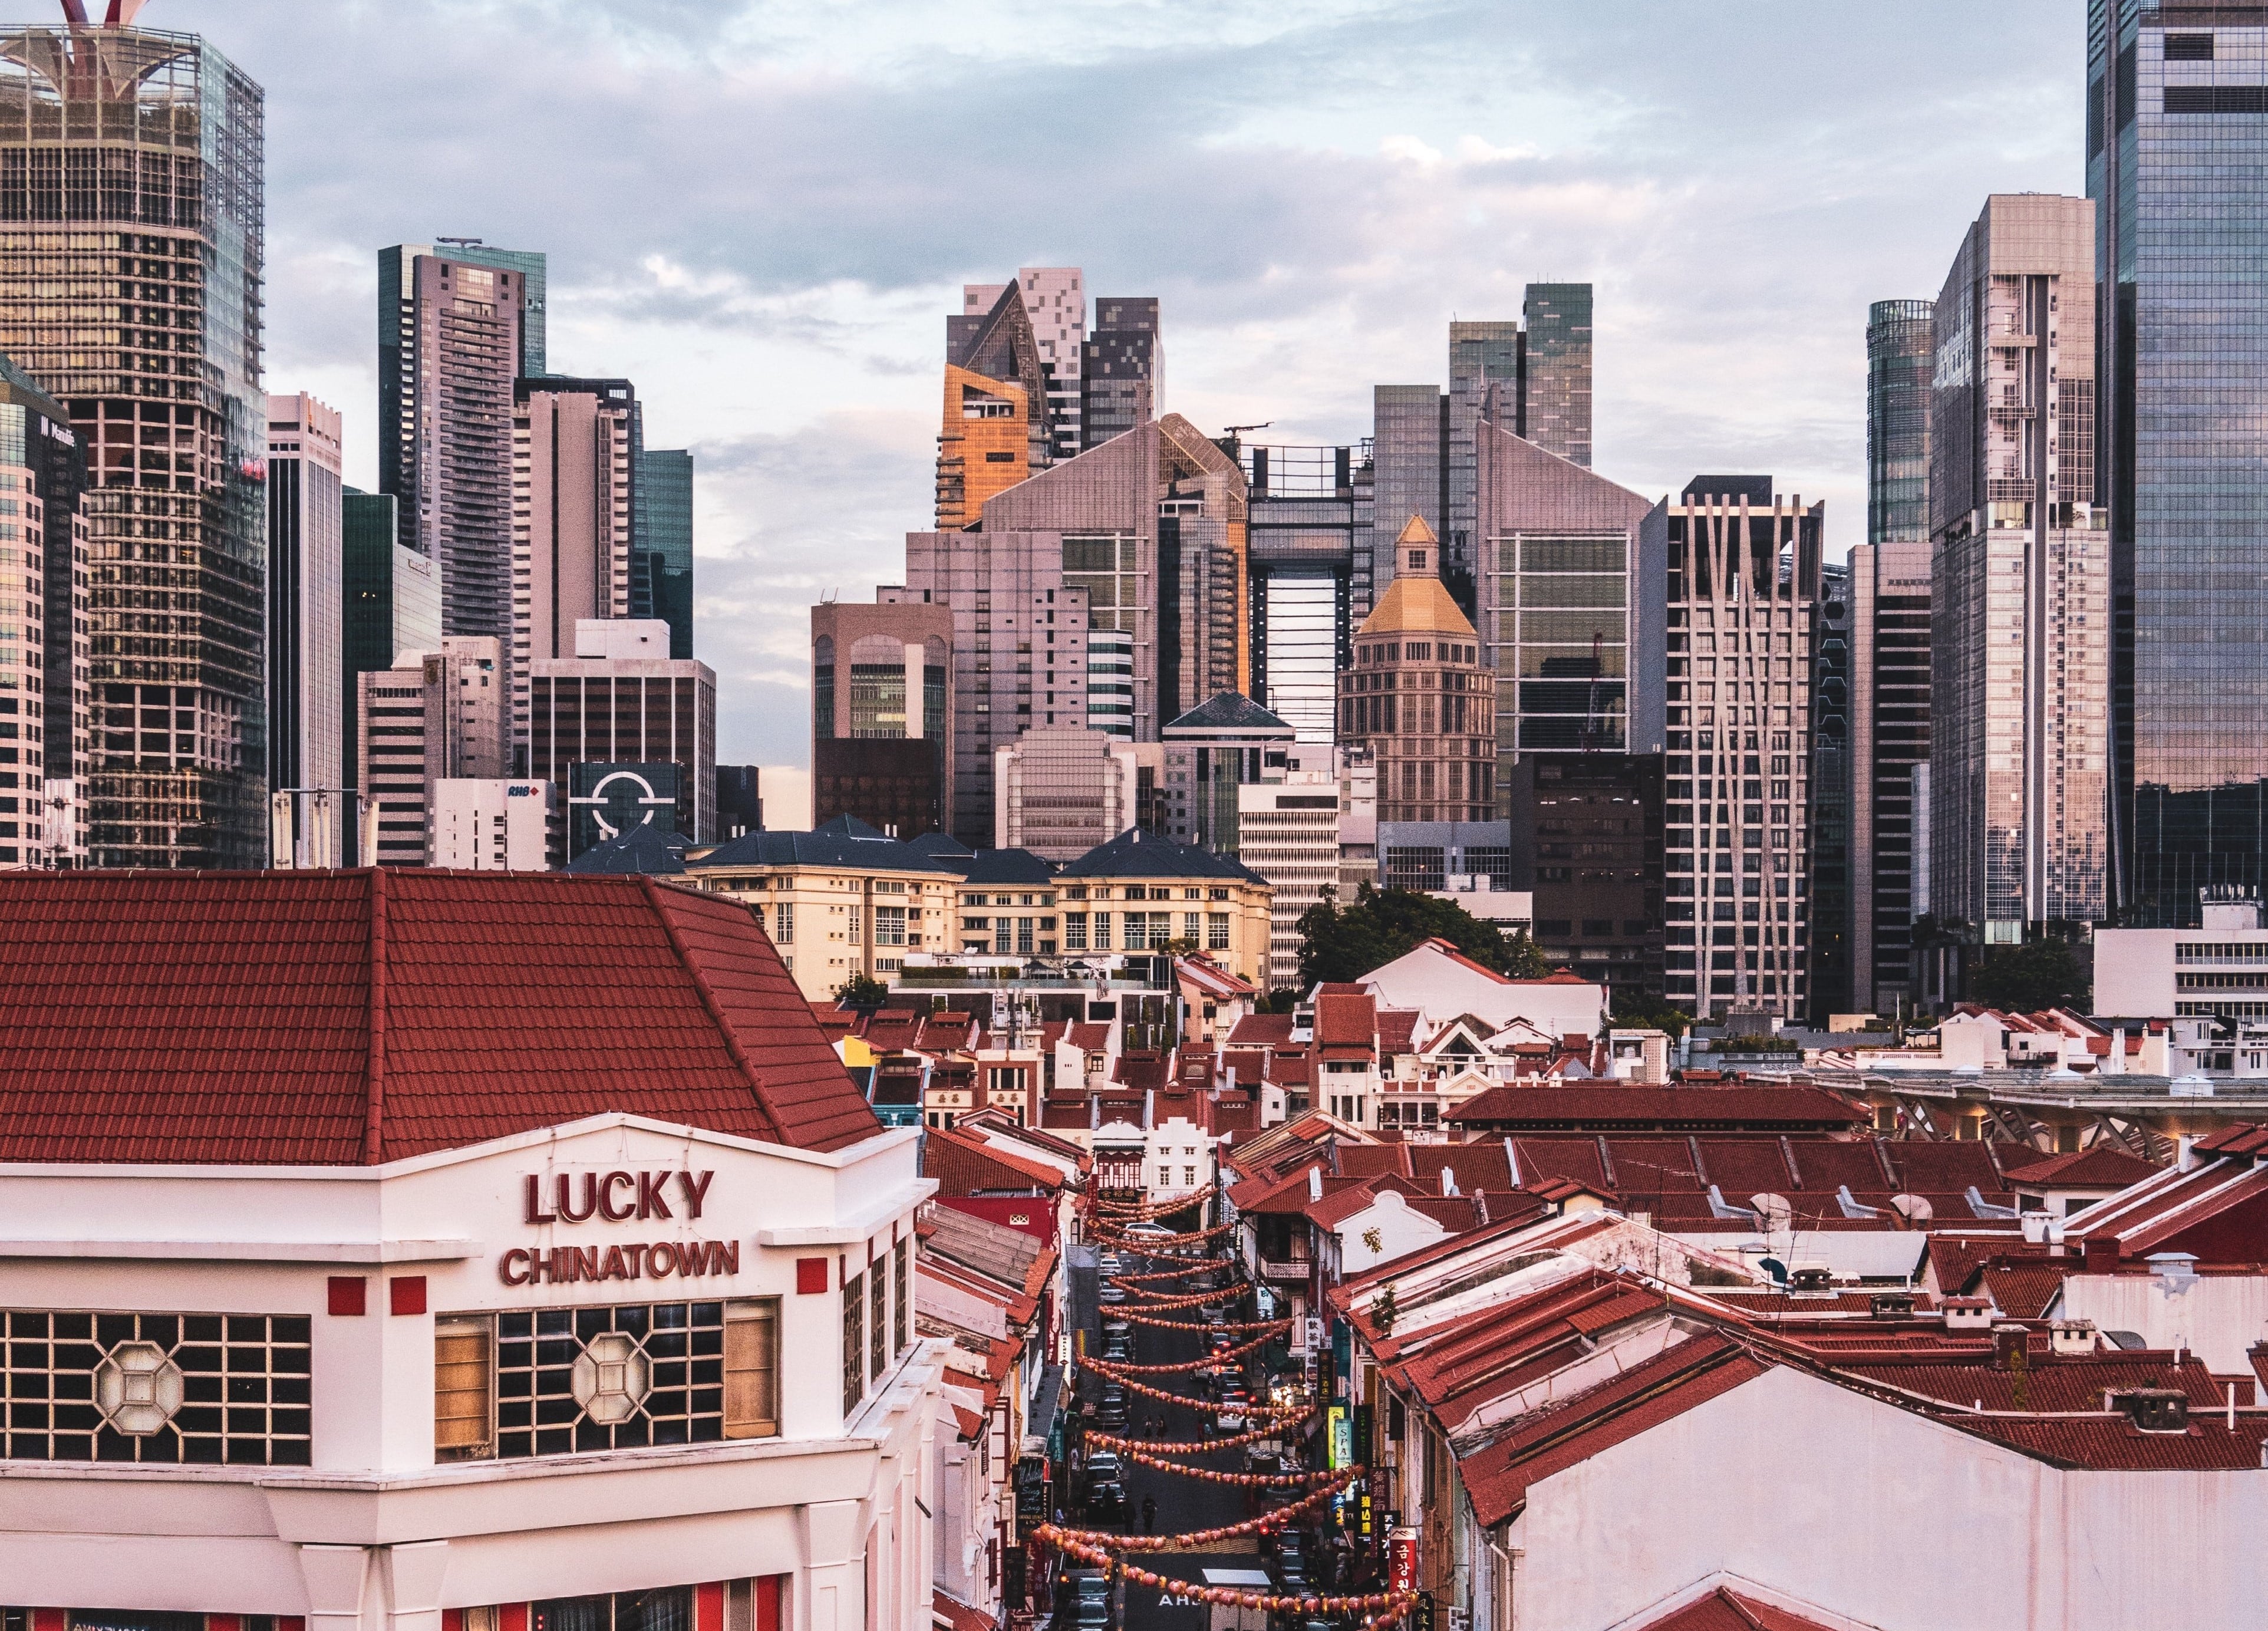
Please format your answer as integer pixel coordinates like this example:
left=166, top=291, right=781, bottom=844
left=1315, top=990, right=1377, bottom=1049
left=1452, top=1084, right=1867, bottom=1132
left=922, top=1127, right=1073, bottom=1198
left=2000, top=1145, right=2160, bottom=1189
left=1227, top=1013, right=1297, bottom=1046
left=0, top=869, right=881, bottom=1164
left=1621, top=1587, right=1841, bottom=1631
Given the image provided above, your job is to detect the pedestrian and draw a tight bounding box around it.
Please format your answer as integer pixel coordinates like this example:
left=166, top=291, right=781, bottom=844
left=1142, top=1494, right=1157, bottom=1534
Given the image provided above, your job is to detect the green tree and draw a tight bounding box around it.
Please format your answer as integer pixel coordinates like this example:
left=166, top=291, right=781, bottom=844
left=1968, top=937, right=2088, bottom=1013
left=1295, top=882, right=1541, bottom=989
left=1610, top=984, right=1695, bottom=1037
left=834, top=973, right=891, bottom=1007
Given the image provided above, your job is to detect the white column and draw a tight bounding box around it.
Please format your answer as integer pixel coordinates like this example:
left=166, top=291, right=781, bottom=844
left=296, top=1544, right=372, bottom=1631
left=384, top=1540, right=451, bottom=1631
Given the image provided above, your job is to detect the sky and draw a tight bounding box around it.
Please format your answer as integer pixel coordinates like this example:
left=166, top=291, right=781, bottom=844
left=179, top=0, right=2084, bottom=772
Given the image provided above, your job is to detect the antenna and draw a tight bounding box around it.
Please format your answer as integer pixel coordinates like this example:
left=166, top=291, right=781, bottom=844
left=436, top=236, right=486, bottom=248
left=1224, top=423, right=1272, bottom=436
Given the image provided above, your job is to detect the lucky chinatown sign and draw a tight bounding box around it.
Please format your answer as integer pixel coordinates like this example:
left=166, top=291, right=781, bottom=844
left=499, top=1168, right=741, bottom=1287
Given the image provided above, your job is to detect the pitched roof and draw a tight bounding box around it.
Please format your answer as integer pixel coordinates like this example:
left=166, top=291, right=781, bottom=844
left=0, top=869, right=882, bottom=1163
left=691, top=813, right=958, bottom=873
left=1162, top=691, right=1296, bottom=736
left=563, top=822, right=688, bottom=874
left=1056, top=827, right=1267, bottom=884
left=963, top=848, right=1057, bottom=885
left=2000, top=1145, right=2161, bottom=1189
left=1620, top=1587, right=1842, bottom=1631
left=1451, top=1084, right=1868, bottom=1132
left=905, top=832, right=978, bottom=875
left=1228, top=1013, right=1297, bottom=1046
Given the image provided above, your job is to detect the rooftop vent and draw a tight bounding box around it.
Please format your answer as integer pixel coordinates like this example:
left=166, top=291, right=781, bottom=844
left=1787, top=1265, right=1835, bottom=1296
left=1992, top=1325, right=2029, bottom=1370
left=1870, top=1291, right=1916, bottom=1319
left=2049, top=1319, right=2098, bottom=1357
left=2112, top=1389, right=2190, bottom=1434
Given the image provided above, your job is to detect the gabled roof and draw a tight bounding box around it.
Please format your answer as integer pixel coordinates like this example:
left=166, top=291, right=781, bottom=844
left=1228, top=1013, right=1297, bottom=1046
left=964, top=848, right=1056, bottom=886
left=1056, top=827, right=1267, bottom=884
left=1162, top=691, right=1296, bottom=737
left=2000, top=1145, right=2160, bottom=1189
left=906, top=832, right=978, bottom=875
left=691, top=813, right=960, bottom=874
left=1451, top=1084, right=1867, bottom=1132
left=0, top=869, right=883, bottom=1163
left=563, top=822, right=688, bottom=875
left=1620, top=1586, right=1842, bottom=1631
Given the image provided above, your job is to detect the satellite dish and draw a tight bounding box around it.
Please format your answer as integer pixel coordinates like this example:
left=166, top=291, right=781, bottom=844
left=1751, top=1192, right=1794, bottom=1230
left=1890, top=1192, right=1934, bottom=1224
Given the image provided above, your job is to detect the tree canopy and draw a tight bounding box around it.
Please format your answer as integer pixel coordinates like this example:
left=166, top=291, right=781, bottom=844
left=1295, top=882, right=1551, bottom=989
left=1968, top=938, right=2088, bottom=1014
left=834, top=972, right=891, bottom=1007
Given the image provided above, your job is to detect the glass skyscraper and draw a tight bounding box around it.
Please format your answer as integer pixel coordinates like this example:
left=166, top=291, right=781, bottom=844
left=0, top=22, right=266, bottom=867
left=632, top=446, right=694, bottom=659
left=1865, top=299, right=1934, bottom=545
left=2090, top=1, right=2268, bottom=924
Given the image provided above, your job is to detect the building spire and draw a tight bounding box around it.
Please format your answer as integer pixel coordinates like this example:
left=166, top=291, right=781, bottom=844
left=1395, top=513, right=1439, bottom=579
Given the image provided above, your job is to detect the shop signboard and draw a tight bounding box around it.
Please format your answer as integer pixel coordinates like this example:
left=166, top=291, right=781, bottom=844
left=1388, top=1529, right=1418, bottom=1595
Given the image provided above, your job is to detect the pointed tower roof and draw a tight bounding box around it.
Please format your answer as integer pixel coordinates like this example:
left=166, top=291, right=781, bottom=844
left=1359, top=513, right=1475, bottom=639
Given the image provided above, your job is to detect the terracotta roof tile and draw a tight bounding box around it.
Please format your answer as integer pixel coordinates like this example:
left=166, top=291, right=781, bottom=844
left=0, top=869, right=881, bottom=1164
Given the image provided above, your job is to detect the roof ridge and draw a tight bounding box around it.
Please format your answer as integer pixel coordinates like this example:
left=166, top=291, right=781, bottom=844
left=638, top=875, right=783, bottom=1142
left=364, top=866, right=388, bottom=1165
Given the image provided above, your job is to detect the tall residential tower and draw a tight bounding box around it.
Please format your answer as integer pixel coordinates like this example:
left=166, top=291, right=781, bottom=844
left=265, top=393, right=342, bottom=794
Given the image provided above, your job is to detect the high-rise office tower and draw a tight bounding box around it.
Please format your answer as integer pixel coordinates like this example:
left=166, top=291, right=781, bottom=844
left=1370, top=386, right=1445, bottom=609
left=356, top=635, right=509, bottom=866
left=2089, top=4, right=2268, bottom=922
left=510, top=376, right=636, bottom=750
left=1867, top=300, right=1934, bottom=545
left=527, top=618, right=716, bottom=845
left=1476, top=414, right=1663, bottom=1003
left=994, top=724, right=1140, bottom=861
left=1519, top=284, right=1594, bottom=470
left=1927, top=195, right=2108, bottom=950
left=340, top=488, right=440, bottom=791
left=0, top=352, right=89, bottom=868
left=1338, top=518, right=1494, bottom=825
left=265, top=393, right=343, bottom=795
left=1241, top=439, right=1372, bottom=744
left=1445, top=286, right=1597, bottom=622
left=1809, top=562, right=1854, bottom=1020
left=938, top=270, right=1163, bottom=527
left=0, top=19, right=266, bottom=868
left=810, top=594, right=952, bottom=839
left=378, top=248, right=525, bottom=646
left=633, top=447, right=694, bottom=658
left=1655, top=479, right=1822, bottom=1021
left=1841, top=543, right=1932, bottom=1015
left=1082, top=298, right=1162, bottom=450
left=1160, top=692, right=1298, bottom=856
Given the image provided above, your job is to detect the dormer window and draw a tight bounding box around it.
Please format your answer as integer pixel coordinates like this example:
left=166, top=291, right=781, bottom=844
left=1407, top=549, right=1427, bottom=571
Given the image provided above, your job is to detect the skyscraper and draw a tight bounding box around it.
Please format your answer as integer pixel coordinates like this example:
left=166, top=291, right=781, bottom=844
left=633, top=447, right=694, bottom=659
left=510, top=375, right=636, bottom=750
left=339, top=488, right=440, bottom=790
left=2089, top=3, right=2268, bottom=923
left=1370, top=385, right=1445, bottom=609
left=356, top=635, right=508, bottom=868
left=1338, top=517, right=1494, bottom=826
left=1656, top=479, right=1822, bottom=1021
left=1240, top=440, right=1369, bottom=746
left=1841, top=542, right=1932, bottom=1014
left=0, top=351, right=89, bottom=868
left=0, top=19, right=266, bottom=867
left=1082, top=298, right=1162, bottom=450
left=378, top=247, right=525, bottom=646
left=1519, top=284, right=1594, bottom=470
left=1867, top=299, right=1934, bottom=545
left=527, top=618, right=716, bottom=846
left=810, top=594, right=952, bottom=839
left=1927, top=195, right=2108, bottom=948
left=266, top=393, right=342, bottom=794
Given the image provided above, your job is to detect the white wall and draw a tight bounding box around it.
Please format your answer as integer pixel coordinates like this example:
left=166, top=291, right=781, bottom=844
left=1514, top=1363, right=2268, bottom=1631
left=2061, top=1271, right=2268, bottom=1376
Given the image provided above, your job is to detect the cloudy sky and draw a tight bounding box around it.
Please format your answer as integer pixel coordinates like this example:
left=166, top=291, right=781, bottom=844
left=184, top=0, right=2083, bottom=772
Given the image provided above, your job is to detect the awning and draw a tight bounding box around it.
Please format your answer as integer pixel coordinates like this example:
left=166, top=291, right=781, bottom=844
left=1021, top=1362, right=1066, bottom=1458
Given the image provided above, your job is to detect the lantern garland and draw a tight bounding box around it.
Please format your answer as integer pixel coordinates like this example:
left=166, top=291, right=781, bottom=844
left=1039, top=1530, right=1419, bottom=1622
left=1082, top=1355, right=1311, bottom=1417
left=1098, top=1284, right=1241, bottom=1313
left=1107, top=1258, right=1231, bottom=1286
left=1081, top=1406, right=1319, bottom=1456
left=1092, top=1193, right=1212, bottom=1223
left=1083, top=1326, right=1281, bottom=1375
left=1043, top=1468, right=1354, bottom=1549
left=1088, top=1216, right=1238, bottom=1246
left=1113, top=1309, right=1289, bottom=1334
left=1107, top=1445, right=1347, bottom=1486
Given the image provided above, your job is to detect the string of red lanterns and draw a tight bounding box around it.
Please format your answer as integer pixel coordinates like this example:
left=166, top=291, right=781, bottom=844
left=1039, top=1531, right=1418, bottom=1620
left=1088, top=1218, right=1238, bottom=1247
left=1097, top=1284, right=1240, bottom=1312
left=1107, top=1258, right=1231, bottom=1286
left=1080, top=1406, right=1320, bottom=1456
left=1108, top=1445, right=1347, bottom=1486
left=1042, top=1468, right=1354, bottom=1550
left=1082, top=1355, right=1310, bottom=1417
left=1084, top=1326, right=1281, bottom=1376
left=1112, top=1309, right=1289, bottom=1333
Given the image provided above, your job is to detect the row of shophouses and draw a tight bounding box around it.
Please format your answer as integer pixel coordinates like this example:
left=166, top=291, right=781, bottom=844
left=1215, top=1095, right=2268, bottom=1631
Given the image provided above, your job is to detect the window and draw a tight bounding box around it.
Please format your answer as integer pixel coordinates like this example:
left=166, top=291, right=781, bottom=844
left=875, top=905, right=906, bottom=946
left=532, top=1589, right=695, bottom=1631
left=869, top=1261, right=887, bottom=1380
left=995, top=920, right=1012, bottom=954
left=1184, top=912, right=1201, bottom=942
left=1064, top=912, right=1088, bottom=951
left=843, top=1273, right=865, bottom=1416
left=435, top=1316, right=494, bottom=1460
left=1017, top=918, right=1035, bottom=955
left=723, top=1300, right=781, bottom=1439
left=774, top=903, right=793, bottom=944
left=1207, top=912, right=1230, bottom=950
left=894, top=1239, right=910, bottom=1354
left=848, top=905, right=862, bottom=939
left=2, top=1309, right=311, bottom=1466
left=480, top=1301, right=727, bottom=1458
left=1092, top=912, right=1112, bottom=950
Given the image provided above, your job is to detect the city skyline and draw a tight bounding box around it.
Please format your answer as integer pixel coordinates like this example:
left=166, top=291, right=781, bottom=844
left=199, top=0, right=2082, bottom=766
